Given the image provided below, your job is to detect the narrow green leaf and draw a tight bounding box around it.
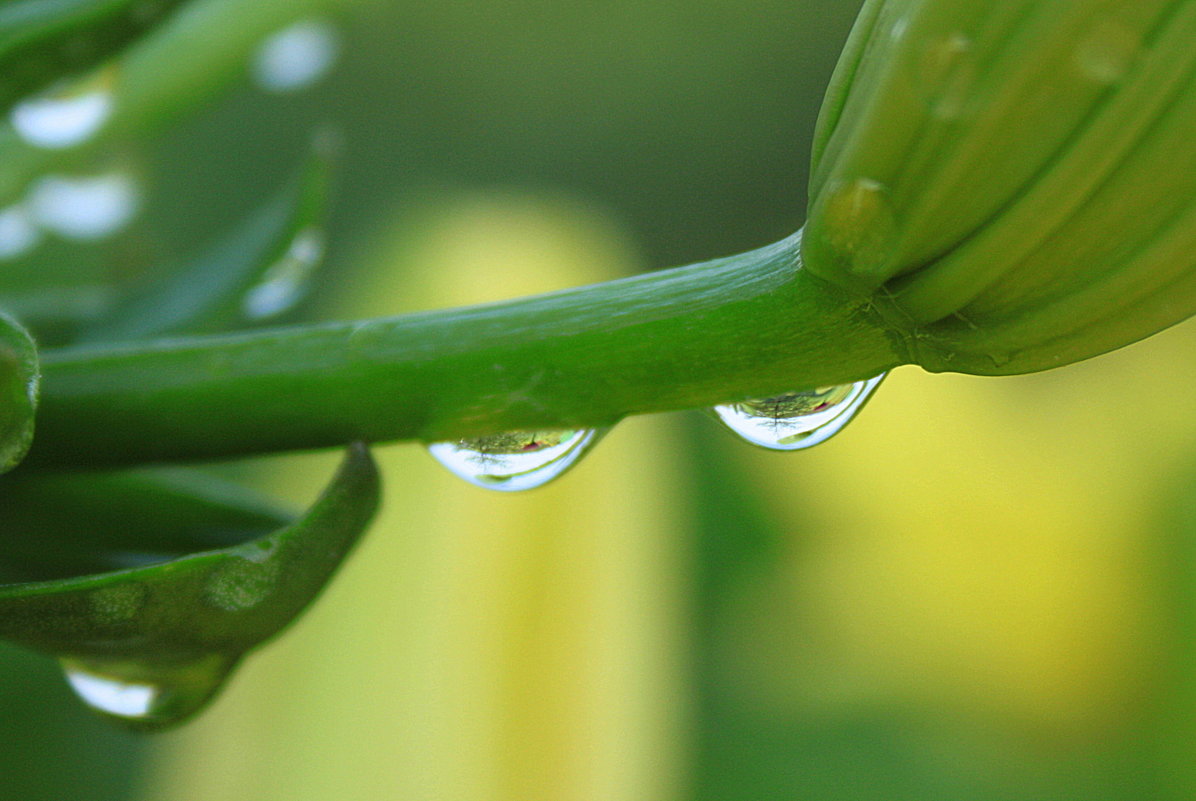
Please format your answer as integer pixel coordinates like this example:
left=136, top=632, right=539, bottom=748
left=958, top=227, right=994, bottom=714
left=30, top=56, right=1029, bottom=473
left=0, top=0, right=190, bottom=112
left=0, top=467, right=292, bottom=582
left=83, top=135, right=334, bottom=342
left=0, top=311, right=38, bottom=473
left=0, top=443, right=380, bottom=730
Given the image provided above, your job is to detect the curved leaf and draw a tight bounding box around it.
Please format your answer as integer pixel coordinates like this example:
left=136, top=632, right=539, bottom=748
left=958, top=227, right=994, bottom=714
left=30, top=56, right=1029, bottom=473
left=83, top=134, right=334, bottom=342
left=0, top=467, right=293, bottom=582
left=0, top=311, right=38, bottom=473
left=0, top=443, right=380, bottom=730
left=0, top=0, right=190, bottom=112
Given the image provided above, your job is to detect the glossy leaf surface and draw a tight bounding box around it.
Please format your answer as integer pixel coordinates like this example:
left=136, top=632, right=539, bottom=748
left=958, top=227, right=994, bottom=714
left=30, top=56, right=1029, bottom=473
left=0, top=466, right=293, bottom=582
left=83, top=136, right=334, bottom=342
left=0, top=443, right=380, bottom=728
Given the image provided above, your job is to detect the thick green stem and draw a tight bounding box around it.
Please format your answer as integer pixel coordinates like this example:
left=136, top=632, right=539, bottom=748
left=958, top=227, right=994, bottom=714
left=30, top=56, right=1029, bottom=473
left=28, top=234, right=910, bottom=468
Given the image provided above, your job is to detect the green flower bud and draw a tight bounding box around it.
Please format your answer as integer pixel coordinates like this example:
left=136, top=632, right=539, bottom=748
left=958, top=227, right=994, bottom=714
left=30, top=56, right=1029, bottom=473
left=802, top=0, right=1196, bottom=374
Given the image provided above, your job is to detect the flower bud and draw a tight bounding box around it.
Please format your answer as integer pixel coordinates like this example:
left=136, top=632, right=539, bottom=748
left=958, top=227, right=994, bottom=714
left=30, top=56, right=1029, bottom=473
left=802, top=0, right=1196, bottom=374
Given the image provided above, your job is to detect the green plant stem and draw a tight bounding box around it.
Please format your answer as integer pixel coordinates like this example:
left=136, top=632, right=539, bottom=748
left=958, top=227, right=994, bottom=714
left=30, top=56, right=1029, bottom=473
left=28, top=235, right=910, bottom=469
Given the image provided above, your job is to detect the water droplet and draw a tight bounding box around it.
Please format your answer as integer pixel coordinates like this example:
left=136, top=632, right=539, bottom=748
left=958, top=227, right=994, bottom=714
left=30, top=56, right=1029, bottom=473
left=204, top=556, right=281, bottom=612
left=919, top=31, right=976, bottom=120
left=10, top=70, right=115, bottom=149
left=427, top=428, right=603, bottom=491
left=713, top=374, right=885, bottom=450
left=1074, top=19, right=1139, bottom=84
left=819, top=178, right=899, bottom=282
left=61, top=653, right=236, bottom=730
left=0, top=203, right=41, bottom=259
left=90, top=584, right=147, bottom=625
left=28, top=171, right=139, bottom=240
left=241, top=227, right=325, bottom=320
left=252, top=19, right=340, bottom=94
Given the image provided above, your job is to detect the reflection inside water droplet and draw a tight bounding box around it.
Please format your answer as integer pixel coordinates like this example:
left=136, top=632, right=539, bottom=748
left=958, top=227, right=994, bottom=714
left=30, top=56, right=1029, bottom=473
left=28, top=172, right=139, bottom=240
left=713, top=374, right=885, bottom=450
left=428, top=428, right=602, bottom=491
left=242, top=227, right=325, bottom=319
left=61, top=653, right=235, bottom=730
left=65, top=666, right=158, bottom=718
left=253, top=19, right=340, bottom=93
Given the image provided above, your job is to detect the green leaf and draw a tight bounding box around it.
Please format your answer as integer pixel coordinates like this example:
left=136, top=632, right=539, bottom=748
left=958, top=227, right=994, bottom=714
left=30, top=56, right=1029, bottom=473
left=0, top=0, right=190, bottom=112
left=0, top=311, right=38, bottom=473
left=0, top=443, right=380, bottom=730
left=0, top=466, right=293, bottom=582
left=83, top=134, right=334, bottom=342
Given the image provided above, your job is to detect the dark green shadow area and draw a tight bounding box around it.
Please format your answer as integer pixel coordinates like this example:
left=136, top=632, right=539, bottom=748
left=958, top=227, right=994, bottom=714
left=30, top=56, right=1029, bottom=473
left=0, top=642, right=147, bottom=801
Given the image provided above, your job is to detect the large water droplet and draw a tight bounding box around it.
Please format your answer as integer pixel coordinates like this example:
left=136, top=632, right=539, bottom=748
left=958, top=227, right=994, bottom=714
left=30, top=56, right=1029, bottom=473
left=28, top=171, right=139, bottom=240
left=10, top=70, right=115, bottom=149
left=61, top=653, right=236, bottom=730
left=252, top=19, right=340, bottom=94
left=427, top=428, right=602, bottom=491
left=241, top=227, right=326, bottom=320
left=713, top=374, right=885, bottom=450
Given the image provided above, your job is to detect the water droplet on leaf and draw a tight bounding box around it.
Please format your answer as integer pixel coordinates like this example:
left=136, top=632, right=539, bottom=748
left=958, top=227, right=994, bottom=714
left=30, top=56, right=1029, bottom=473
left=204, top=556, right=281, bottom=611
left=253, top=19, right=340, bottom=94
left=0, top=203, right=41, bottom=259
left=819, top=178, right=899, bottom=282
left=11, top=69, right=115, bottom=149
left=61, top=653, right=236, bottom=730
left=919, top=31, right=976, bottom=120
left=713, top=374, right=885, bottom=450
left=1074, top=19, right=1139, bottom=84
left=241, top=227, right=325, bottom=320
left=427, top=428, right=603, bottom=491
left=28, top=171, right=139, bottom=240
left=90, top=584, right=147, bottom=624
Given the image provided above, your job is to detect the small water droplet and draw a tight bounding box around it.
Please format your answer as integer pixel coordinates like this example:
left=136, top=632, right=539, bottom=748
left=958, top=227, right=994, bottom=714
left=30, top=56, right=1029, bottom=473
left=241, top=227, right=325, bottom=320
left=0, top=203, right=41, bottom=259
left=27, top=171, right=139, bottom=241
left=1074, top=19, right=1139, bottom=84
left=205, top=556, right=281, bottom=612
left=713, top=374, right=885, bottom=450
left=819, top=178, right=899, bottom=281
left=61, top=653, right=235, bottom=730
left=252, top=19, right=340, bottom=94
left=10, top=70, right=115, bottom=149
left=919, top=31, right=976, bottom=120
left=427, top=428, right=603, bottom=491
left=90, top=584, right=147, bottom=625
